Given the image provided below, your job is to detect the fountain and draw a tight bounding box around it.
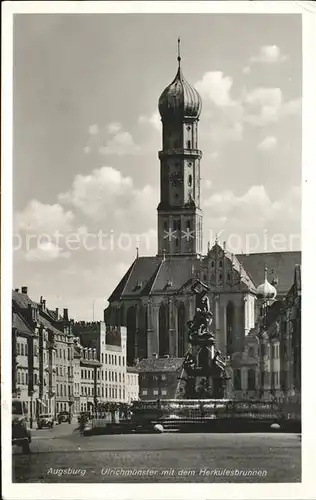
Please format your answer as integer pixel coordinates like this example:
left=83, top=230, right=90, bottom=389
left=176, top=279, right=228, bottom=400
left=129, top=279, right=285, bottom=432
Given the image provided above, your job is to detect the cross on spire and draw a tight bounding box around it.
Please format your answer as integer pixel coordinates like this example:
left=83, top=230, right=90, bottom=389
left=177, top=37, right=181, bottom=67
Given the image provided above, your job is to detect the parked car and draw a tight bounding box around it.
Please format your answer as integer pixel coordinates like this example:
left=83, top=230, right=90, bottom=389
left=37, top=413, right=54, bottom=429
left=12, top=399, right=31, bottom=453
left=57, top=411, right=71, bottom=424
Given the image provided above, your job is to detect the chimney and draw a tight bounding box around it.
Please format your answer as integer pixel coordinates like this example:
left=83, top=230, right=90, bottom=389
left=21, top=286, right=28, bottom=294
left=63, top=308, right=69, bottom=321
left=42, top=299, right=46, bottom=310
left=55, top=308, right=59, bottom=318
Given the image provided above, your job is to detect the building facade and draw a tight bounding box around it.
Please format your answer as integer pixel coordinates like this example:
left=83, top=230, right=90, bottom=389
left=135, top=357, right=183, bottom=401
left=12, top=288, right=75, bottom=421
left=126, top=367, right=140, bottom=403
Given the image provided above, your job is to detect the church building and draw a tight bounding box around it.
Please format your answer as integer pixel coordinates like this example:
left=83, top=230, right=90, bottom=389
left=105, top=42, right=301, bottom=393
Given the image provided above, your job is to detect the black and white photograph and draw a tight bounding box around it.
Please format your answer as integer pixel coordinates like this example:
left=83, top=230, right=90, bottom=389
left=2, top=1, right=316, bottom=499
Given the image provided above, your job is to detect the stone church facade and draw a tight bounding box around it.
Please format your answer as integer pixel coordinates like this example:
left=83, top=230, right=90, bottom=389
left=105, top=42, right=301, bottom=397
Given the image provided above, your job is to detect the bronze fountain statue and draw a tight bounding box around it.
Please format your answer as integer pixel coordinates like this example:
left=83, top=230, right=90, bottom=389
left=179, top=279, right=227, bottom=399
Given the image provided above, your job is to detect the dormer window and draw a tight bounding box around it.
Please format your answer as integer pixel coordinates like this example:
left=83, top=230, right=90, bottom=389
left=134, top=280, right=143, bottom=290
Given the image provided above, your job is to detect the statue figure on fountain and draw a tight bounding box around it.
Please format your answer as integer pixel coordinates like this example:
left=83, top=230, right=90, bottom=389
left=187, top=280, right=215, bottom=343
left=177, top=279, right=227, bottom=400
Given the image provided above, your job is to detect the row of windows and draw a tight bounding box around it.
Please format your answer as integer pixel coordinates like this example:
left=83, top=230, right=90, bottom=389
left=141, top=389, right=167, bottom=396
left=56, top=366, right=73, bottom=377
left=101, top=353, right=124, bottom=366
left=16, top=343, right=28, bottom=356
left=80, top=369, right=126, bottom=383
left=79, top=386, right=126, bottom=400
left=56, top=348, right=73, bottom=361
left=140, top=374, right=167, bottom=381
left=56, top=384, right=73, bottom=397
left=56, top=402, right=69, bottom=412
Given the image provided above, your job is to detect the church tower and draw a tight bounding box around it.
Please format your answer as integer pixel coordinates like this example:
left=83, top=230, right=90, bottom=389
left=157, top=39, right=203, bottom=257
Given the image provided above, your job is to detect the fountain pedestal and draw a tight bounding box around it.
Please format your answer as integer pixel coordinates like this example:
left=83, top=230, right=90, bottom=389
left=177, top=280, right=228, bottom=400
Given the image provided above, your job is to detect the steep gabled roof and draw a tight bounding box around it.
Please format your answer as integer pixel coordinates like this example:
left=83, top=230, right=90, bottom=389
left=108, top=260, right=136, bottom=302
left=151, top=257, right=200, bottom=294
left=237, top=251, right=301, bottom=294
left=12, top=310, right=34, bottom=336
left=12, top=290, right=37, bottom=310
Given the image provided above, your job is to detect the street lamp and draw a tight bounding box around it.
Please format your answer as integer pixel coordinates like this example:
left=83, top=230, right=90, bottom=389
left=29, top=390, right=34, bottom=428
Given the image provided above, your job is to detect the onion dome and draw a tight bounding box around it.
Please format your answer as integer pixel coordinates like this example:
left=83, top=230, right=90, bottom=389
left=256, top=266, right=277, bottom=300
left=158, top=38, right=202, bottom=120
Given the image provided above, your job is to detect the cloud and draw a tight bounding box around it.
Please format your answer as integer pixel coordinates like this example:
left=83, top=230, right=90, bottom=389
left=107, top=122, right=122, bottom=134
left=25, top=242, right=70, bottom=262
left=88, top=124, right=99, bottom=135
left=99, top=130, right=140, bottom=156
left=258, top=136, right=278, bottom=151
left=195, top=71, right=236, bottom=107
left=243, top=66, right=251, bottom=75
left=204, top=185, right=301, bottom=231
left=138, top=112, right=161, bottom=131
left=14, top=200, right=74, bottom=234
left=58, top=166, right=157, bottom=231
left=243, top=87, right=301, bottom=126
left=250, top=45, right=288, bottom=64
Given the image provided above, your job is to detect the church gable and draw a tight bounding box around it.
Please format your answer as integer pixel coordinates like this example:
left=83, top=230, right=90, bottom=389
left=202, top=243, right=256, bottom=292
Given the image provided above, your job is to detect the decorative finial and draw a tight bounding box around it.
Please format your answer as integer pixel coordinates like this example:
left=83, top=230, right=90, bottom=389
left=177, top=37, right=181, bottom=67
left=264, top=265, right=268, bottom=281
left=136, top=246, right=139, bottom=259
left=215, top=233, right=218, bottom=244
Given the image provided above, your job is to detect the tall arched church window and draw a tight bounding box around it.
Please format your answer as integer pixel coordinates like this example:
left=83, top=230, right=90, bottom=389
left=234, top=369, right=241, bottom=390
left=138, top=304, right=147, bottom=360
left=126, top=306, right=136, bottom=366
left=247, top=369, right=256, bottom=391
left=226, top=301, right=234, bottom=356
left=159, top=303, right=169, bottom=357
left=177, top=302, right=186, bottom=357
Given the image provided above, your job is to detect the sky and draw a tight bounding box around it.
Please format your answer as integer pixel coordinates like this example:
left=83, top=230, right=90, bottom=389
left=13, top=13, right=302, bottom=320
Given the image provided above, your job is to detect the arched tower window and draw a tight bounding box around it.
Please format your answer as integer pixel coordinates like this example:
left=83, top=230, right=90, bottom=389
left=159, top=303, right=169, bottom=357
left=126, top=306, right=136, bottom=366
left=137, top=304, right=148, bottom=360
left=226, top=301, right=234, bottom=356
left=177, top=302, right=186, bottom=357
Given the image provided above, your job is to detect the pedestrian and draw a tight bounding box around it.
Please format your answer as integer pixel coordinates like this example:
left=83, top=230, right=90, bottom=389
left=79, top=413, right=85, bottom=436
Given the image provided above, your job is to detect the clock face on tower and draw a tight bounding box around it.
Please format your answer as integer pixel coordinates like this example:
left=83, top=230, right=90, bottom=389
left=169, top=171, right=183, bottom=187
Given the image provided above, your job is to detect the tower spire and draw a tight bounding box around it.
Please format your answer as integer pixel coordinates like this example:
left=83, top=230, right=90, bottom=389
left=177, top=37, right=181, bottom=68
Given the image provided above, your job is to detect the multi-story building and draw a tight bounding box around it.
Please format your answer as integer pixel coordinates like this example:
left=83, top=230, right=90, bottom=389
left=257, top=265, right=301, bottom=403
left=12, top=304, right=37, bottom=424
left=126, top=367, right=140, bottom=403
left=73, top=322, right=129, bottom=404
left=135, top=357, right=183, bottom=401
left=12, top=288, right=75, bottom=421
